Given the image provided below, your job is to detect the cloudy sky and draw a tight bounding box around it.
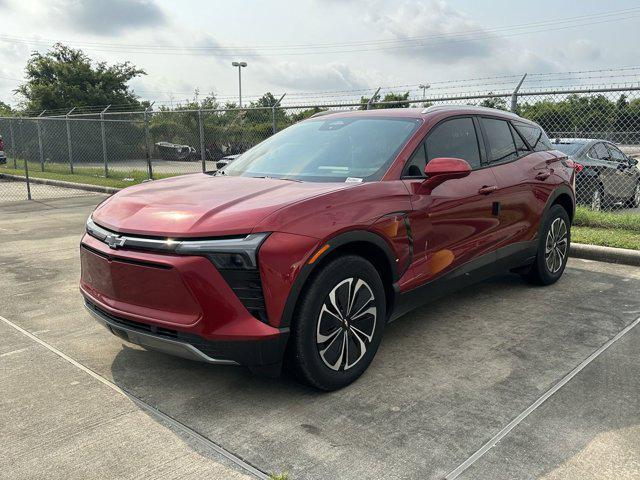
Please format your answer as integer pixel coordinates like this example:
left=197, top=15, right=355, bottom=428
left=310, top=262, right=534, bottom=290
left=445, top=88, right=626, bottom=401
left=1, top=0, right=639, bottom=108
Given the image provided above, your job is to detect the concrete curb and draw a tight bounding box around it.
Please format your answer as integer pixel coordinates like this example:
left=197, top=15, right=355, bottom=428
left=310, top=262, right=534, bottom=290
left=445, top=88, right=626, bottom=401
left=570, top=242, right=640, bottom=266
left=0, top=173, right=120, bottom=195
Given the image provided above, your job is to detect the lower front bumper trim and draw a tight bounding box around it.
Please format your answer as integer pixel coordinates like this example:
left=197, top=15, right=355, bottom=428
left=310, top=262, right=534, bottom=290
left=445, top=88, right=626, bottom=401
left=84, top=302, right=239, bottom=365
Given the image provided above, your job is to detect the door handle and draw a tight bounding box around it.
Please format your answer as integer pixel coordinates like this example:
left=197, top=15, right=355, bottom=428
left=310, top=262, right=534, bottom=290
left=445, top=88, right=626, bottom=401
left=478, top=185, right=498, bottom=195
left=536, top=170, right=551, bottom=181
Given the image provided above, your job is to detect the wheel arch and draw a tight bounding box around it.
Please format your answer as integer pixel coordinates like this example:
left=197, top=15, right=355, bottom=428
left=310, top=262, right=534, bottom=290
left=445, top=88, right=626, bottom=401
left=278, top=230, right=399, bottom=329
left=544, top=185, right=575, bottom=223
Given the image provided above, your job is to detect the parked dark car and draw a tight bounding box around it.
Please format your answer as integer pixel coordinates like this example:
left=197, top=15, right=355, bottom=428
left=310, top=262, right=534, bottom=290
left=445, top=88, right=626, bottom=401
left=215, top=154, right=240, bottom=170
left=81, top=106, right=577, bottom=390
left=154, top=141, right=197, bottom=161
left=552, top=138, right=640, bottom=210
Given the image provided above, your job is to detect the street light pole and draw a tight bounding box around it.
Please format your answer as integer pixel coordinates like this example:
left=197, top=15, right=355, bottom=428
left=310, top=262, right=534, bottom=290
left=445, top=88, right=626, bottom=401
left=419, top=83, right=431, bottom=100
left=232, top=61, right=247, bottom=108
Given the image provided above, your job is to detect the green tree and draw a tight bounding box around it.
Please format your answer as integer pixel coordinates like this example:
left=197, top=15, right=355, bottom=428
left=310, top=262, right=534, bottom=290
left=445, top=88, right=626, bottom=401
left=479, top=94, right=507, bottom=110
left=16, top=43, right=145, bottom=112
left=0, top=101, right=12, bottom=116
left=360, top=91, right=411, bottom=109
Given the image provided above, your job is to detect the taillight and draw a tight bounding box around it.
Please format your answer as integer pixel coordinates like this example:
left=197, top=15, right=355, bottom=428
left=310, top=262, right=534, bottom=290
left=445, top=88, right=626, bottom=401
left=562, top=158, right=583, bottom=173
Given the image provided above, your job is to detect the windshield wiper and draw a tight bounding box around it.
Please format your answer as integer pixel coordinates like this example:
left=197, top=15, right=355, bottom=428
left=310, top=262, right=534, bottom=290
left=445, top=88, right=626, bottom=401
left=252, top=176, right=302, bottom=183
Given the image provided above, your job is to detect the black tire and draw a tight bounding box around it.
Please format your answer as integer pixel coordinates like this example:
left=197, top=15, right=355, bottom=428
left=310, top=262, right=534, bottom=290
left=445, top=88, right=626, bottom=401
left=626, top=182, right=640, bottom=208
left=524, top=204, right=571, bottom=285
left=288, top=255, right=386, bottom=391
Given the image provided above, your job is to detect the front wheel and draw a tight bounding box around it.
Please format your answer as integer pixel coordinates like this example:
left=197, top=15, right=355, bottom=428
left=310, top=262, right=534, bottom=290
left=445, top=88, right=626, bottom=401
left=591, top=185, right=604, bottom=211
left=524, top=204, right=571, bottom=286
left=288, top=255, right=386, bottom=391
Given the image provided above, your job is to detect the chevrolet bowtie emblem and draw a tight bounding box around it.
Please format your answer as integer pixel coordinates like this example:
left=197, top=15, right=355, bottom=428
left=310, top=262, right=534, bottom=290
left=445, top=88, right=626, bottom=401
left=105, top=234, right=126, bottom=249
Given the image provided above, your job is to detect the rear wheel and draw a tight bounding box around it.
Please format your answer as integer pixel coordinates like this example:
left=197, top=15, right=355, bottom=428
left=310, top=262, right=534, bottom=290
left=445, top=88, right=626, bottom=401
left=288, top=255, right=386, bottom=391
left=627, top=182, right=640, bottom=208
left=524, top=204, right=571, bottom=286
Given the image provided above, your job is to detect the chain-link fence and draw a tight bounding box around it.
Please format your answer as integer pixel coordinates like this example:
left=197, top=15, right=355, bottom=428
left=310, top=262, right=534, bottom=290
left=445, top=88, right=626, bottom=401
left=1, top=84, right=640, bottom=210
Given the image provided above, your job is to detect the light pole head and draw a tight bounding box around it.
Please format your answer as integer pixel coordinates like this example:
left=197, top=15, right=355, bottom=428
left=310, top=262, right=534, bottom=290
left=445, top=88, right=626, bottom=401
left=232, top=61, right=247, bottom=67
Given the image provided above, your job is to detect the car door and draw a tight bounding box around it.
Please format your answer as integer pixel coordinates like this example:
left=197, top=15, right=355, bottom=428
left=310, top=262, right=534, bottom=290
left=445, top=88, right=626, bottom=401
left=606, top=143, right=636, bottom=199
left=588, top=142, right=618, bottom=200
left=483, top=118, right=556, bottom=250
left=400, top=116, right=501, bottom=290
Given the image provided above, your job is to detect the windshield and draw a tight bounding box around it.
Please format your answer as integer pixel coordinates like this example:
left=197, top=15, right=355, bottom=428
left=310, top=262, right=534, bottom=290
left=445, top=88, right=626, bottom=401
left=552, top=142, right=584, bottom=156
left=221, top=117, right=421, bottom=182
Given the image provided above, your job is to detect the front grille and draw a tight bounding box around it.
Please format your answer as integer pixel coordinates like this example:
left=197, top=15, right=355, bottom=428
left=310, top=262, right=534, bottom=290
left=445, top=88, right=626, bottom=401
left=218, top=269, right=268, bottom=323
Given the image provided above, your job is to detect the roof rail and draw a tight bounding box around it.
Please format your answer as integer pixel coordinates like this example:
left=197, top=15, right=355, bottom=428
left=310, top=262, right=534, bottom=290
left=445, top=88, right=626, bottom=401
left=421, top=104, right=523, bottom=119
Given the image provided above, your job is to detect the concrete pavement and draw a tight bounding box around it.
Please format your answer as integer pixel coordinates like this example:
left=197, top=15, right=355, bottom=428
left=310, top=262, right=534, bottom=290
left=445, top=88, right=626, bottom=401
left=1, top=195, right=639, bottom=479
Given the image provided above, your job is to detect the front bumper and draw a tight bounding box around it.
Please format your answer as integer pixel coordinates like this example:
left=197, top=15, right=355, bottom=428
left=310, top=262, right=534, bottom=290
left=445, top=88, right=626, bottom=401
left=80, top=231, right=291, bottom=367
left=84, top=298, right=289, bottom=366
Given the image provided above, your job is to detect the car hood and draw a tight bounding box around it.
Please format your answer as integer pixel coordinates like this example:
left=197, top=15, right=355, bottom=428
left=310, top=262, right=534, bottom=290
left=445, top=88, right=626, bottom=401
left=92, top=174, right=353, bottom=237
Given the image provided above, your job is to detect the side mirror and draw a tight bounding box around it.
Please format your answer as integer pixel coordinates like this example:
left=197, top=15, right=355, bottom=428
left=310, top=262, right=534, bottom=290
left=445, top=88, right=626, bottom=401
left=629, top=157, right=638, bottom=167
left=424, top=157, right=472, bottom=178
left=419, top=157, right=472, bottom=194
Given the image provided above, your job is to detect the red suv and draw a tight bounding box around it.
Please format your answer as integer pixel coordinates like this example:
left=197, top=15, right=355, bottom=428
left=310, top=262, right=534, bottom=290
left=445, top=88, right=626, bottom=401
left=80, top=106, right=576, bottom=390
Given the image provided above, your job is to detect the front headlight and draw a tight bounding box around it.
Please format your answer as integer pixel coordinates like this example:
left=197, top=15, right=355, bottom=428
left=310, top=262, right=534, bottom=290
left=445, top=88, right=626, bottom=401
left=175, top=233, right=269, bottom=270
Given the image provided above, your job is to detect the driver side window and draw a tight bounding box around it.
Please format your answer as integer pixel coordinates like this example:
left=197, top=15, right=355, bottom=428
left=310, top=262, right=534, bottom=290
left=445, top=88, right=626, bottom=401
left=403, top=117, right=481, bottom=177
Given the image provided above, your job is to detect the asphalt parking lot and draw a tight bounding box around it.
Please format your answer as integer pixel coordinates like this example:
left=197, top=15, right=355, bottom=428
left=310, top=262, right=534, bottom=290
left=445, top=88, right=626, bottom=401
left=1, top=195, right=639, bottom=479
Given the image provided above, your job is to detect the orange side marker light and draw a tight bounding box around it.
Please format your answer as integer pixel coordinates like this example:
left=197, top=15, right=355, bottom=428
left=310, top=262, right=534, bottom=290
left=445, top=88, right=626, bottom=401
left=308, top=244, right=330, bottom=264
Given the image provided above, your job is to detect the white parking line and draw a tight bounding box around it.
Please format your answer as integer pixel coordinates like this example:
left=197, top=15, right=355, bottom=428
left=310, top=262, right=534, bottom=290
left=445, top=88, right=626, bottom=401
left=445, top=315, right=640, bottom=479
left=0, top=314, right=269, bottom=480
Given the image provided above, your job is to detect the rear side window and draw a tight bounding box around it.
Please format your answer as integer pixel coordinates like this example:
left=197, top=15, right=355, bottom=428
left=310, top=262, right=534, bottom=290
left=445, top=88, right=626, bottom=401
left=514, top=121, right=551, bottom=152
left=509, top=123, right=529, bottom=153
left=424, top=117, right=481, bottom=169
left=590, top=143, right=609, bottom=160
left=607, top=144, right=626, bottom=161
left=481, top=118, right=517, bottom=164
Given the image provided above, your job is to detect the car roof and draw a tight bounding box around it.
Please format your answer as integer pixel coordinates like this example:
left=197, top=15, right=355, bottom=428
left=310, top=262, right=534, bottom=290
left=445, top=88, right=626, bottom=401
left=309, top=105, right=529, bottom=123
left=551, top=138, right=594, bottom=144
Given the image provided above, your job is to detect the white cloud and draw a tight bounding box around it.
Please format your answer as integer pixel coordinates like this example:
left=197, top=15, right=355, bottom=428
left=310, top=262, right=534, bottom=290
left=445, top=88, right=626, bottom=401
left=260, top=61, right=373, bottom=92
left=51, top=0, right=166, bottom=35
left=365, top=0, right=492, bottom=63
left=362, top=0, right=557, bottom=74
left=566, top=38, right=602, bottom=62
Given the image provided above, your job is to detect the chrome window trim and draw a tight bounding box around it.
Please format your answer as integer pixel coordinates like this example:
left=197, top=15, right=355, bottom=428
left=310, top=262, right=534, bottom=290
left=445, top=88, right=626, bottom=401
left=85, top=217, right=269, bottom=267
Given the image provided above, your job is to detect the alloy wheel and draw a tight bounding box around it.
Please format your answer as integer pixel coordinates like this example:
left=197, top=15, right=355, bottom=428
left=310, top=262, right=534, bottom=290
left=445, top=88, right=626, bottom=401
left=316, top=277, right=377, bottom=371
left=634, top=183, right=640, bottom=207
left=545, top=217, right=568, bottom=274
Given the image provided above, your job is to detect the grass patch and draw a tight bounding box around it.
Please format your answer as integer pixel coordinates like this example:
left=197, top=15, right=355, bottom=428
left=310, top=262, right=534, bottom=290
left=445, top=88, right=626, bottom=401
left=269, top=474, right=289, bottom=480
left=1, top=160, right=174, bottom=189
left=573, top=205, right=640, bottom=233
left=573, top=226, right=640, bottom=250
